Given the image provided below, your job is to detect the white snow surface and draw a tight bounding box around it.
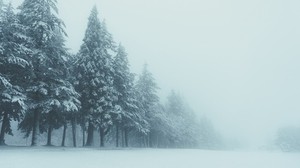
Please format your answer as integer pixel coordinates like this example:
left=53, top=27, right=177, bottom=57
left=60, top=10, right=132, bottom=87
left=0, top=148, right=299, bottom=168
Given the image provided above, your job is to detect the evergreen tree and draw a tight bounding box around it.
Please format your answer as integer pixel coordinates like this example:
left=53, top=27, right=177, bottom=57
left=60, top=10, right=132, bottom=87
left=75, top=6, right=116, bottom=147
left=165, top=91, right=200, bottom=148
left=18, top=0, right=78, bottom=146
left=136, top=64, right=159, bottom=147
left=276, top=127, right=300, bottom=152
left=0, top=78, right=26, bottom=145
left=166, top=90, right=185, bottom=115
left=113, top=45, right=149, bottom=147
left=165, top=91, right=218, bottom=148
left=61, top=54, right=81, bottom=147
left=0, top=3, right=30, bottom=145
left=197, top=116, right=222, bottom=149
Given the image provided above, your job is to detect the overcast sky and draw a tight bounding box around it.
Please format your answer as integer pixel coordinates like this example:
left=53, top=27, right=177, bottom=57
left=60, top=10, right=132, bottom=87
left=11, top=0, right=300, bottom=148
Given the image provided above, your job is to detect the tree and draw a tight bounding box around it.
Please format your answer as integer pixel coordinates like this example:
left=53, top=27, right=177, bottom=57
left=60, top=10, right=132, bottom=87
left=18, top=0, right=75, bottom=146
left=136, top=64, right=159, bottom=147
left=0, top=3, right=30, bottom=145
left=166, top=90, right=185, bottom=115
left=165, top=91, right=203, bottom=148
left=113, top=45, right=149, bottom=147
left=75, top=6, right=116, bottom=147
left=276, top=127, right=300, bottom=152
left=61, top=55, right=81, bottom=147
left=0, top=77, right=26, bottom=145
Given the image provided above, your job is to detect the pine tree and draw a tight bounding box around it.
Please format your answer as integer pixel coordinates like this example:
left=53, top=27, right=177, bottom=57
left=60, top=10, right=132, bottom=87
left=113, top=44, right=131, bottom=147
left=136, top=64, right=159, bottom=113
left=113, top=45, right=149, bottom=147
left=0, top=77, right=26, bottom=145
left=166, top=90, right=185, bottom=115
left=136, top=64, right=159, bottom=147
left=61, top=54, right=81, bottom=147
left=75, top=6, right=116, bottom=147
left=165, top=91, right=202, bottom=148
left=17, top=0, right=78, bottom=146
left=165, top=91, right=188, bottom=147
left=0, top=3, right=31, bottom=145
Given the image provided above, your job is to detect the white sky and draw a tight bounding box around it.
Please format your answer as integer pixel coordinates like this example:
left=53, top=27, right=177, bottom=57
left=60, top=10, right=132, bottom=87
left=10, top=0, right=300, bottom=148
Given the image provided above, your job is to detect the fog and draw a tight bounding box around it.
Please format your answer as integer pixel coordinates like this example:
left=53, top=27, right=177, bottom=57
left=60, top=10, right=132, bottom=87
left=11, top=0, right=300, bottom=149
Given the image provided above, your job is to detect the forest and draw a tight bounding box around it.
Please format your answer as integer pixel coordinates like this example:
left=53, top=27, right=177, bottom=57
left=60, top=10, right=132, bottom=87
left=0, top=0, right=224, bottom=148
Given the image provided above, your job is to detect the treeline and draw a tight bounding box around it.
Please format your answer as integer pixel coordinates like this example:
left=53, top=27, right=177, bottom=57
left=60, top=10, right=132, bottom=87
left=0, top=0, right=221, bottom=148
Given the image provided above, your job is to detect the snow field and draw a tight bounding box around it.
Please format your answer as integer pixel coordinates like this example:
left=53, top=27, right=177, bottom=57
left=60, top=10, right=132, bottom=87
left=1, top=148, right=300, bottom=168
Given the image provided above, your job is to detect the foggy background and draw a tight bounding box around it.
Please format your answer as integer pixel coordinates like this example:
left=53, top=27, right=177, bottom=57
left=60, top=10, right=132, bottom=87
left=11, top=0, right=300, bottom=149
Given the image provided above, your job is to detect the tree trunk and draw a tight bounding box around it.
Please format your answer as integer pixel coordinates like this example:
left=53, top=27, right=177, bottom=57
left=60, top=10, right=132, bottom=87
left=99, top=127, right=104, bottom=147
left=148, top=131, right=153, bottom=148
left=156, top=133, right=159, bottom=148
left=31, top=110, right=40, bottom=146
left=145, top=135, right=148, bottom=147
left=121, top=129, right=125, bottom=147
left=82, top=126, right=85, bottom=147
left=46, top=125, right=52, bottom=146
left=116, top=125, right=119, bottom=147
left=61, top=123, right=67, bottom=147
left=124, top=128, right=128, bottom=147
left=0, top=112, right=8, bottom=145
left=82, top=117, right=86, bottom=146
left=72, top=117, right=77, bottom=147
left=85, top=122, right=94, bottom=146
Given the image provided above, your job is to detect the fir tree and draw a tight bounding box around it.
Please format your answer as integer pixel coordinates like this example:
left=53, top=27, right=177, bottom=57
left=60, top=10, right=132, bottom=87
left=18, top=0, right=78, bottom=146
left=0, top=3, right=30, bottom=145
left=165, top=91, right=203, bottom=148
left=136, top=64, right=159, bottom=147
left=136, top=64, right=159, bottom=112
left=75, top=6, right=116, bottom=147
left=61, top=54, right=81, bottom=147
left=113, top=45, right=149, bottom=147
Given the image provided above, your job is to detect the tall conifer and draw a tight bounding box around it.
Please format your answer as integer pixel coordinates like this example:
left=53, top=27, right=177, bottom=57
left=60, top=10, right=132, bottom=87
left=75, top=6, right=116, bottom=147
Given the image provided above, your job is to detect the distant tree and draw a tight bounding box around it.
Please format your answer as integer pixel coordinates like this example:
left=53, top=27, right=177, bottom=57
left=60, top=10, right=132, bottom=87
left=197, top=116, right=223, bottom=149
left=166, top=90, right=185, bottom=115
left=276, top=127, right=300, bottom=152
left=0, top=3, right=30, bottom=145
left=136, top=64, right=159, bottom=147
left=113, top=45, right=149, bottom=147
left=165, top=91, right=203, bottom=148
left=75, top=6, right=116, bottom=147
left=18, top=0, right=77, bottom=146
left=146, top=103, right=168, bottom=147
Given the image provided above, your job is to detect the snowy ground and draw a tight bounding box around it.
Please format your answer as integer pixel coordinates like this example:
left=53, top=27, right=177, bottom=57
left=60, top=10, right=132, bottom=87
left=0, top=147, right=299, bottom=168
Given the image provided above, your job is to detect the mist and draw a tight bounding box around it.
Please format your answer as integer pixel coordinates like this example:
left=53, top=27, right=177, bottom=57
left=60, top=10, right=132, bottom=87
left=9, top=0, right=300, bottom=149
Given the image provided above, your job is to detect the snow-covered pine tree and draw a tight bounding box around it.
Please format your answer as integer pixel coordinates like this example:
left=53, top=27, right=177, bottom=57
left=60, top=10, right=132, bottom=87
left=113, top=44, right=149, bottom=147
left=165, top=91, right=202, bottom=148
left=165, top=91, right=189, bottom=147
left=0, top=3, right=31, bottom=145
left=0, top=78, right=26, bottom=145
left=17, top=0, right=79, bottom=146
left=166, top=90, right=186, bottom=115
left=60, top=54, right=82, bottom=147
left=75, top=6, right=116, bottom=147
left=146, top=103, right=168, bottom=147
left=135, top=64, right=159, bottom=147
